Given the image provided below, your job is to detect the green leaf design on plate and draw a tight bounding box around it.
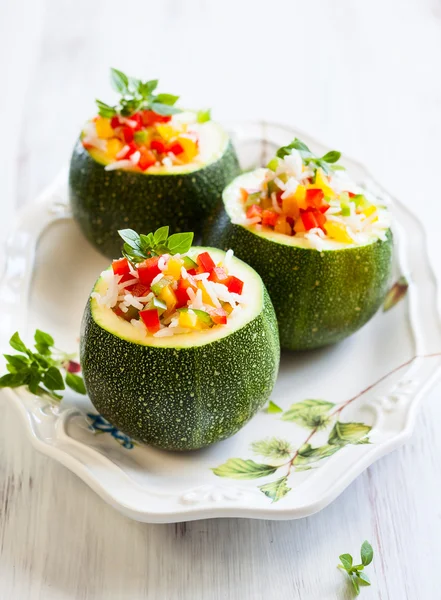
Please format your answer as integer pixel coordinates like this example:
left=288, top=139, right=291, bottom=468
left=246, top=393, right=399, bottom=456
left=212, top=458, right=278, bottom=480
left=293, top=443, right=340, bottom=465
left=267, top=400, right=283, bottom=414
left=251, top=437, right=294, bottom=460
left=282, top=399, right=334, bottom=429
left=383, top=276, right=409, bottom=311
left=259, top=476, right=291, bottom=503
left=328, top=421, right=371, bottom=446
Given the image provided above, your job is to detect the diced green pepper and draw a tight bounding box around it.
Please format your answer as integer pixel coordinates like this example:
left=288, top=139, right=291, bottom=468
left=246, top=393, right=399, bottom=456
left=151, top=277, right=173, bottom=295
left=119, top=305, right=140, bottom=322
left=178, top=307, right=213, bottom=326
left=182, top=256, right=198, bottom=270
left=267, top=157, right=280, bottom=171
left=134, top=130, right=149, bottom=144
left=244, top=191, right=262, bottom=208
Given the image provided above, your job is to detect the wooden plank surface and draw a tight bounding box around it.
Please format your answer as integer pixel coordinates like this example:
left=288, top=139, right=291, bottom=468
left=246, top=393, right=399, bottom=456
left=1, top=0, right=441, bottom=598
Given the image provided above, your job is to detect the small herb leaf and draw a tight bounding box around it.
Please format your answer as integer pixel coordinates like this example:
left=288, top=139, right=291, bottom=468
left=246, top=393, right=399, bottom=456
left=155, top=93, right=179, bottom=106
left=43, top=367, right=65, bottom=391
left=110, top=68, right=129, bottom=94
left=9, top=332, right=27, bottom=354
left=153, top=226, right=169, bottom=245
left=166, top=232, right=194, bottom=255
left=197, top=109, right=211, bottom=123
left=360, top=541, right=373, bottom=566
left=34, top=330, right=54, bottom=348
left=65, top=372, right=87, bottom=395
left=0, top=372, right=27, bottom=388
left=321, top=150, right=341, bottom=163
left=339, top=554, right=353, bottom=571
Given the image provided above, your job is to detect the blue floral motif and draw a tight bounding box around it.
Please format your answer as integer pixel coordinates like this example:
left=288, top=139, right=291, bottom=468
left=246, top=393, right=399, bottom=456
left=87, top=413, right=135, bottom=449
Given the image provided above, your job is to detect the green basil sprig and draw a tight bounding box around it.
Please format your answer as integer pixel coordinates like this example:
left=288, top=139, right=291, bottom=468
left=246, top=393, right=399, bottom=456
left=119, top=226, right=194, bottom=264
left=276, top=137, right=343, bottom=174
left=0, top=330, right=86, bottom=401
left=338, top=540, right=374, bottom=595
left=96, top=68, right=181, bottom=118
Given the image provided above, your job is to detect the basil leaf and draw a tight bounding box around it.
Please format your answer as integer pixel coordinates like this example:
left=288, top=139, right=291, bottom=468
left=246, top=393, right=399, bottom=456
left=0, top=372, right=27, bottom=388
left=360, top=540, right=373, bottom=566
left=276, top=138, right=312, bottom=159
left=128, top=76, right=142, bottom=94
left=9, top=332, right=27, bottom=353
left=110, top=68, right=129, bottom=94
left=43, top=367, right=65, bottom=391
left=155, top=93, right=179, bottom=106
left=3, top=354, right=29, bottom=371
left=150, top=102, right=181, bottom=116
left=95, top=99, right=117, bottom=118
left=321, top=150, right=341, bottom=164
left=139, top=79, right=158, bottom=97
left=357, top=572, right=371, bottom=586
left=197, top=109, right=211, bottom=123
left=166, top=232, right=194, bottom=254
left=153, top=226, right=169, bottom=245
left=118, top=229, right=141, bottom=249
left=65, top=372, right=87, bottom=395
left=34, top=330, right=54, bottom=348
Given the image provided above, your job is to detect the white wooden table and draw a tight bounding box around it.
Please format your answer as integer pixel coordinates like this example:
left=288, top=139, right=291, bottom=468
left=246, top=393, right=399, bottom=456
left=2, top=1, right=441, bottom=598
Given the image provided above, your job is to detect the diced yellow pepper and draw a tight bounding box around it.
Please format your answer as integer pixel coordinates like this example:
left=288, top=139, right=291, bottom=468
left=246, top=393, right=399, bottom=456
left=179, top=310, right=200, bottom=329
left=274, top=216, right=292, bottom=235
left=314, top=168, right=335, bottom=198
left=294, top=185, right=307, bottom=209
left=95, top=117, right=114, bottom=139
left=106, top=138, right=124, bottom=158
left=164, top=257, right=183, bottom=279
left=197, top=281, right=215, bottom=307
left=325, top=221, right=353, bottom=243
left=282, top=195, right=299, bottom=218
left=159, top=285, right=177, bottom=311
left=177, top=134, right=198, bottom=161
left=294, top=217, right=305, bottom=233
left=363, top=205, right=377, bottom=218
left=222, top=302, right=234, bottom=315
left=155, top=124, right=178, bottom=142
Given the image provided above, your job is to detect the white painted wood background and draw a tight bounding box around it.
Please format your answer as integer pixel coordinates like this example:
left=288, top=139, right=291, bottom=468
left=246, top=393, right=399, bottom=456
left=1, top=0, right=441, bottom=598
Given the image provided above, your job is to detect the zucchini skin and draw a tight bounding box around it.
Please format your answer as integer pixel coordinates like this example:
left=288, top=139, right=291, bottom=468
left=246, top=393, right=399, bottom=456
left=69, top=139, right=240, bottom=258
left=80, top=287, right=279, bottom=451
left=204, top=205, right=393, bottom=350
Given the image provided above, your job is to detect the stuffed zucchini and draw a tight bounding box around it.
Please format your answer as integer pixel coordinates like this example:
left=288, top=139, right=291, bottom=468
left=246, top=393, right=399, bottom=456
left=69, top=68, right=240, bottom=258
left=204, top=138, right=393, bottom=350
left=80, top=227, right=279, bottom=450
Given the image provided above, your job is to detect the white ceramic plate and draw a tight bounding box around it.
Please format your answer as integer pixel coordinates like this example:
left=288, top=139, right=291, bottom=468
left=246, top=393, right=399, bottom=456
left=1, top=122, right=441, bottom=523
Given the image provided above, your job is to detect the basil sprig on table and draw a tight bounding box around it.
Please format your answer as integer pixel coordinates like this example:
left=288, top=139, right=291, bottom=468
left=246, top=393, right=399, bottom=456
left=338, top=540, right=374, bottom=595
left=276, top=137, right=343, bottom=175
left=119, top=226, right=194, bottom=264
left=0, top=330, right=86, bottom=401
left=96, top=68, right=181, bottom=118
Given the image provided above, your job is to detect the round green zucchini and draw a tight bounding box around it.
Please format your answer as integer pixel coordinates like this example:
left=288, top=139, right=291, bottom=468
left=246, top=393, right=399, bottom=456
left=69, top=122, right=240, bottom=258
left=80, top=247, right=280, bottom=450
left=203, top=172, right=393, bottom=351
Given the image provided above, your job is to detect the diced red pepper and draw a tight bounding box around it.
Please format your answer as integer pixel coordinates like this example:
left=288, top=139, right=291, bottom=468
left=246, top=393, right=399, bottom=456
left=301, top=210, right=318, bottom=231
left=227, top=276, right=244, bottom=295
left=197, top=252, right=216, bottom=273
left=168, top=142, right=184, bottom=155
left=82, top=140, right=94, bottom=149
left=305, top=188, right=324, bottom=207
left=208, top=266, right=229, bottom=284
left=261, top=210, right=279, bottom=227
left=139, top=309, right=160, bottom=333
left=347, top=191, right=356, bottom=198
left=127, top=283, right=150, bottom=297
left=175, top=280, right=190, bottom=308
left=301, top=209, right=326, bottom=231
left=138, top=149, right=156, bottom=171
left=122, top=126, right=134, bottom=143
left=129, top=113, right=143, bottom=130
left=246, top=204, right=262, bottom=220
left=137, top=256, right=161, bottom=286
left=111, top=116, right=120, bottom=129
left=141, top=110, right=172, bottom=126
left=67, top=360, right=81, bottom=373
left=187, top=268, right=197, bottom=276
left=112, top=257, right=130, bottom=277
left=150, top=138, right=167, bottom=154
left=209, top=307, right=228, bottom=325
